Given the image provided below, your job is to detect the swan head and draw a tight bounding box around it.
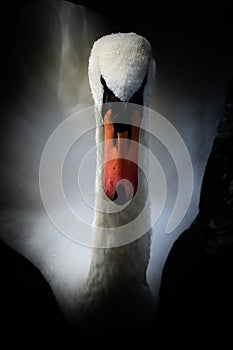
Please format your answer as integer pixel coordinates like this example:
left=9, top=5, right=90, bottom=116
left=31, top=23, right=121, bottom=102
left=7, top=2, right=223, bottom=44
left=88, top=32, right=156, bottom=204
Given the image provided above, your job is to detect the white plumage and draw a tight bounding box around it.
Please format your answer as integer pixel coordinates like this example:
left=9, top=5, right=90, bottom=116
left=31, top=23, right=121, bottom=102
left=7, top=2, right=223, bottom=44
left=57, top=32, right=158, bottom=330
left=88, top=32, right=156, bottom=111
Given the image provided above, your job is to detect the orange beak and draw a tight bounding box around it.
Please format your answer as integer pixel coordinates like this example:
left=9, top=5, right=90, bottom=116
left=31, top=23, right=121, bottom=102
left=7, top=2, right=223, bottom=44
left=103, top=107, right=141, bottom=204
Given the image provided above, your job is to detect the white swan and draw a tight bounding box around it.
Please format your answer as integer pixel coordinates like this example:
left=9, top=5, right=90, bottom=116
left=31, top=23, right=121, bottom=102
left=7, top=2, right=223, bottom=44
left=69, top=32, right=157, bottom=331
left=0, top=0, right=231, bottom=340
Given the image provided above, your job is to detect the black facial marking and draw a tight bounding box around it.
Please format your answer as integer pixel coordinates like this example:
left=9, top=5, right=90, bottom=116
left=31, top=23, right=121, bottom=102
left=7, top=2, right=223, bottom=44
left=101, top=76, right=121, bottom=104
left=100, top=74, right=147, bottom=107
left=100, top=74, right=146, bottom=136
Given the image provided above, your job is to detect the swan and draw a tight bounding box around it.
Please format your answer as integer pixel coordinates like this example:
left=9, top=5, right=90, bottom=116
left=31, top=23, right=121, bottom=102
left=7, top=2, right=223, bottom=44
left=1, top=0, right=232, bottom=342
left=70, top=32, right=157, bottom=331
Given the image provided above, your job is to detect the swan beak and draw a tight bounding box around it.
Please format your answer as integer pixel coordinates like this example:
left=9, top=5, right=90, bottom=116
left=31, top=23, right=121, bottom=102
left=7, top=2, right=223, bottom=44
left=103, top=107, right=141, bottom=204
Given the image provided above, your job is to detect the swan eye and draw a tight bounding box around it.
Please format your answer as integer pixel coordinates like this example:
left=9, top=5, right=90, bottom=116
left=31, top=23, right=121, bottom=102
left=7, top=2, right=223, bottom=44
left=100, top=75, right=121, bottom=104
left=101, top=75, right=121, bottom=119
left=128, top=75, right=147, bottom=105
left=100, top=75, right=107, bottom=88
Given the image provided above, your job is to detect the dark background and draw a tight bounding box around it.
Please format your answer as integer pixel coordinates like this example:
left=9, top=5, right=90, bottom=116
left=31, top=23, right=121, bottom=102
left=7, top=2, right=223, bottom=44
left=0, top=0, right=232, bottom=347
